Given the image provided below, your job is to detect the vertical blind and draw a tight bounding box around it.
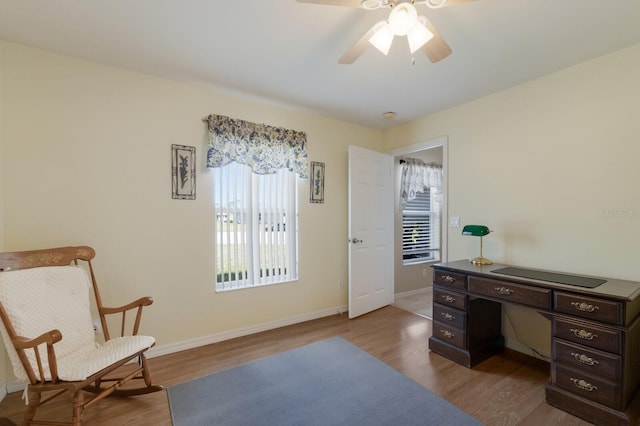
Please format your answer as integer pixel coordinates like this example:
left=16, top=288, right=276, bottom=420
left=214, top=162, right=297, bottom=291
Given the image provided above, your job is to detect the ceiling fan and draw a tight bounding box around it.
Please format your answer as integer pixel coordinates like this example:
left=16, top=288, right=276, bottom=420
left=297, top=0, right=476, bottom=64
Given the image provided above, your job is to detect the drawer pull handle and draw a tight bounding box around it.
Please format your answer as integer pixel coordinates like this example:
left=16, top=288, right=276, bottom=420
left=570, top=378, right=598, bottom=392
left=441, top=295, right=456, bottom=304
left=441, top=312, right=456, bottom=321
left=570, top=352, right=599, bottom=366
left=571, top=301, right=599, bottom=313
left=442, top=275, right=456, bottom=283
left=570, top=328, right=598, bottom=340
left=440, top=330, right=456, bottom=339
left=494, top=286, right=514, bottom=295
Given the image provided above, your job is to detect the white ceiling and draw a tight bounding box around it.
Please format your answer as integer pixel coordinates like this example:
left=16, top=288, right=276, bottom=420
left=1, top=0, right=639, bottom=129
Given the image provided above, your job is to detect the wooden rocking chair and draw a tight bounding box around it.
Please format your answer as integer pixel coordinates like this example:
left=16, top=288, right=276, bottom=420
left=0, top=246, right=163, bottom=425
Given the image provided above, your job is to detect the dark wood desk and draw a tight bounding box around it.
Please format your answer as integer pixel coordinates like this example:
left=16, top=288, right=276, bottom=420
left=429, top=260, right=640, bottom=426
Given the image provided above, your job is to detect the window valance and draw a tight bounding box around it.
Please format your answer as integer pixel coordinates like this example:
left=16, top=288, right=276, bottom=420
left=400, top=158, right=443, bottom=205
left=204, top=114, right=308, bottom=178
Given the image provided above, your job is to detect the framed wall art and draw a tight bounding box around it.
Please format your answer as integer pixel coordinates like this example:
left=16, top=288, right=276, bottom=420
left=309, top=161, right=325, bottom=204
left=171, top=144, right=196, bottom=200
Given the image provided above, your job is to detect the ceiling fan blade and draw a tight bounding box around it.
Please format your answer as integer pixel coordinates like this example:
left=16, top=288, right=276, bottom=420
left=296, top=0, right=364, bottom=7
left=424, top=0, right=476, bottom=8
left=420, top=19, right=452, bottom=63
left=442, top=0, right=476, bottom=6
left=338, top=21, right=386, bottom=64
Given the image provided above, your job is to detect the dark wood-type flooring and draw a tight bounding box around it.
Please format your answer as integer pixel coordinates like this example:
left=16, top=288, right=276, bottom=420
left=0, top=306, right=591, bottom=425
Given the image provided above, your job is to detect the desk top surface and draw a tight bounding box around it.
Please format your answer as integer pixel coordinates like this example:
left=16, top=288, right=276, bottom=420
left=434, top=260, right=640, bottom=301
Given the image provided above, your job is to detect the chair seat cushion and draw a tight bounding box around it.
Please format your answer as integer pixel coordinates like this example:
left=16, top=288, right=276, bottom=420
left=58, top=335, right=156, bottom=381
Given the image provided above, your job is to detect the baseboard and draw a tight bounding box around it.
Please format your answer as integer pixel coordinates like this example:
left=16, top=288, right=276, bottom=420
left=6, top=379, right=24, bottom=394
left=146, top=305, right=348, bottom=359
left=1, top=378, right=26, bottom=396
left=394, top=286, right=432, bottom=300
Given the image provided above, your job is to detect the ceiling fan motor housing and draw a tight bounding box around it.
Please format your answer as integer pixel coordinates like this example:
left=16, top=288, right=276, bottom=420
left=306, top=0, right=460, bottom=64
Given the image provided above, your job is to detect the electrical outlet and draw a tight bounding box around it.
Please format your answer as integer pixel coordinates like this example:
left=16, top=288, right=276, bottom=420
left=92, top=320, right=102, bottom=335
left=338, top=280, right=344, bottom=289
left=449, top=216, right=460, bottom=227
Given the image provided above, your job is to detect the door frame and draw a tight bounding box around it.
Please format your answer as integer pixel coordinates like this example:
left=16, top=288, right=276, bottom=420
left=388, top=136, right=449, bottom=266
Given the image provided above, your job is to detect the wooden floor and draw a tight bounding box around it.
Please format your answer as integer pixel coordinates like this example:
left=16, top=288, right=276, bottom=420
left=393, top=287, right=433, bottom=318
left=0, top=306, right=591, bottom=425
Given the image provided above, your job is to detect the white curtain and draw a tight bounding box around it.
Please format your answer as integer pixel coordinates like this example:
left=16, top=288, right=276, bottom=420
left=399, top=158, right=443, bottom=205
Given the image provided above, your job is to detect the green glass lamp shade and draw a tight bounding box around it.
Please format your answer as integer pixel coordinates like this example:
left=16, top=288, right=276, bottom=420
left=462, top=225, right=490, bottom=237
left=462, top=224, right=492, bottom=265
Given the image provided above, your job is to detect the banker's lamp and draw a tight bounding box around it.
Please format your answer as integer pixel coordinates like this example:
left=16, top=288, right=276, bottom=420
left=462, top=225, right=492, bottom=265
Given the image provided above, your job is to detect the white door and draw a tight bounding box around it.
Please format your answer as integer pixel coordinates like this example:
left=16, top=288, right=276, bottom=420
left=348, top=145, right=394, bottom=319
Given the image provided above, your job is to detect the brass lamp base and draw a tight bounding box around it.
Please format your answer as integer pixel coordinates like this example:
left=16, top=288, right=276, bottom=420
left=463, top=227, right=493, bottom=266
left=469, top=257, right=493, bottom=265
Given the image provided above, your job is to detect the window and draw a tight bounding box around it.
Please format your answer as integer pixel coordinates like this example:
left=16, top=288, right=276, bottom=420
left=204, top=114, right=306, bottom=291
left=402, top=188, right=440, bottom=264
left=214, top=162, right=298, bottom=291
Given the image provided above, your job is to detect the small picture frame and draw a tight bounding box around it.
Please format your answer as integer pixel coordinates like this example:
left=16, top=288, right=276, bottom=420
left=171, top=144, right=196, bottom=200
left=309, top=161, right=325, bottom=204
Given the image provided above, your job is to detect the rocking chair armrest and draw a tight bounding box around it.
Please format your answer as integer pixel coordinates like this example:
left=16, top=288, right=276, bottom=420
left=13, top=329, right=63, bottom=383
left=99, top=297, right=153, bottom=338
left=13, top=329, right=63, bottom=350
left=100, top=296, right=153, bottom=315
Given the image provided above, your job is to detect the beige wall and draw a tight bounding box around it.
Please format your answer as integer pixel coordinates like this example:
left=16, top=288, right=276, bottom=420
left=0, top=41, right=383, bottom=381
left=1, top=36, right=639, bottom=381
left=0, top=41, right=4, bottom=252
left=384, top=43, right=640, bottom=356
left=0, top=41, right=6, bottom=388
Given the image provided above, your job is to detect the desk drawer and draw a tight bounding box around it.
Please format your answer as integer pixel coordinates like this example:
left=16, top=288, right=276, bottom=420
left=433, top=287, right=467, bottom=311
left=433, top=270, right=466, bottom=290
left=433, top=321, right=465, bottom=349
left=553, top=318, right=621, bottom=354
left=468, top=276, right=552, bottom=310
left=555, top=292, right=623, bottom=326
left=554, top=364, right=620, bottom=410
left=433, top=304, right=466, bottom=329
left=554, top=339, right=621, bottom=381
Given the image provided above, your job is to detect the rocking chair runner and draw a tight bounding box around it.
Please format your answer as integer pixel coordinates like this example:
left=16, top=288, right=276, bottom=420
left=0, top=246, right=163, bottom=425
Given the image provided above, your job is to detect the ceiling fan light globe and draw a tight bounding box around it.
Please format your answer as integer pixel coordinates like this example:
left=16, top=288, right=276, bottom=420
left=407, top=20, right=434, bottom=54
left=368, top=23, right=394, bottom=55
left=361, top=0, right=383, bottom=10
left=426, top=0, right=447, bottom=9
left=388, top=3, right=418, bottom=36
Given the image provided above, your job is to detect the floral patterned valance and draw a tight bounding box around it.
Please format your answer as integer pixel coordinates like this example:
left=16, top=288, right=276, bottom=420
left=204, top=114, right=308, bottom=178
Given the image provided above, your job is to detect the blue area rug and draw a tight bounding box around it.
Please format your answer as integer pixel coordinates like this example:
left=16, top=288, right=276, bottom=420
left=167, top=337, right=482, bottom=426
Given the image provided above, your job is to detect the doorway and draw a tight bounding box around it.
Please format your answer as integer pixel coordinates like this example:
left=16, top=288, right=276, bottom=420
left=389, top=137, right=448, bottom=318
